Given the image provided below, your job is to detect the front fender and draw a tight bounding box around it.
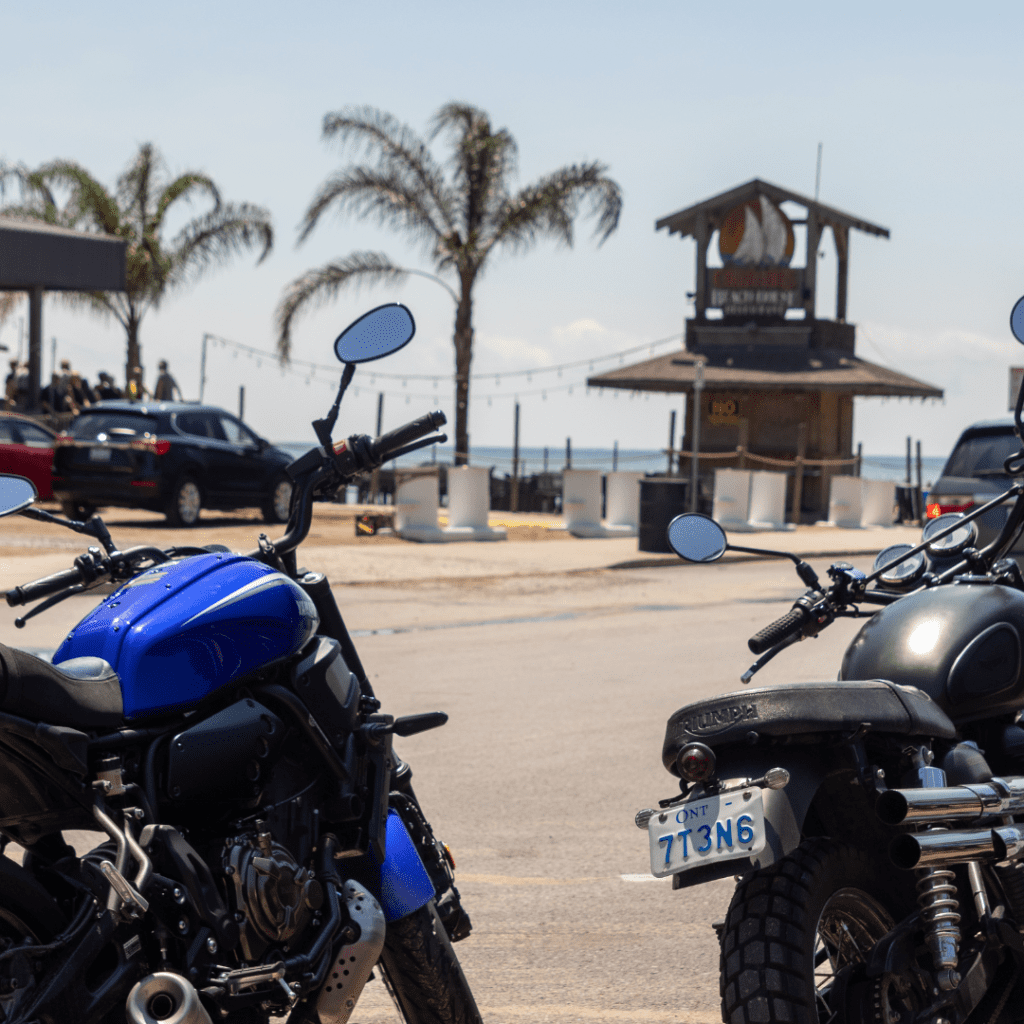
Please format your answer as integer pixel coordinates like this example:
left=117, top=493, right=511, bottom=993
left=670, top=747, right=847, bottom=890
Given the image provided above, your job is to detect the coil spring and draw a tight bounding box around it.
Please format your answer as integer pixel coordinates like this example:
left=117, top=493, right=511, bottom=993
left=916, top=866, right=961, bottom=969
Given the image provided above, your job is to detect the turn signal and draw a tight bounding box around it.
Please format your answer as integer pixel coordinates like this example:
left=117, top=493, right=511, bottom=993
left=155, top=440, right=171, bottom=456
left=676, top=742, right=717, bottom=783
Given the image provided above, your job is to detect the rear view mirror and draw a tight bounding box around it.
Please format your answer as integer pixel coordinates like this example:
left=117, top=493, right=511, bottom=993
left=334, top=304, right=416, bottom=364
left=667, top=513, right=728, bottom=563
left=1011, top=296, right=1024, bottom=345
left=0, top=475, right=38, bottom=518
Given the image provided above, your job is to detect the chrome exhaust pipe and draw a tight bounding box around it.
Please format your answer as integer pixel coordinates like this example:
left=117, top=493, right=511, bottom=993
left=126, top=972, right=213, bottom=1024
left=889, top=829, right=997, bottom=870
left=877, top=777, right=1024, bottom=826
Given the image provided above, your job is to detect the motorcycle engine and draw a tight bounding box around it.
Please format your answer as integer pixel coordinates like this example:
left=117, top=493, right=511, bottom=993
left=222, top=823, right=324, bottom=961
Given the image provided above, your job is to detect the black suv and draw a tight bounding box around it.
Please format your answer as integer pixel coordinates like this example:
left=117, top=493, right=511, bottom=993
left=52, top=401, right=294, bottom=526
left=927, top=418, right=1024, bottom=549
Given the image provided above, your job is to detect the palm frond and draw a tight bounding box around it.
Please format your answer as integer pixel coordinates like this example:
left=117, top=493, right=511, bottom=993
left=0, top=292, right=23, bottom=327
left=321, top=107, right=455, bottom=234
left=153, top=173, right=221, bottom=229
left=51, top=290, right=128, bottom=329
left=116, top=143, right=160, bottom=225
left=274, top=252, right=407, bottom=362
left=163, top=202, right=273, bottom=296
left=484, top=161, right=622, bottom=258
left=298, top=167, right=446, bottom=253
left=29, top=160, right=122, bottom=235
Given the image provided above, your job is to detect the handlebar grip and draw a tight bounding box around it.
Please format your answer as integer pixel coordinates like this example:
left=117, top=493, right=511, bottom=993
left=369, top=410, right=447, bottom=463
left=6, top=566, right=85, bottom=607
left=748, top=606, right=809, bottom=655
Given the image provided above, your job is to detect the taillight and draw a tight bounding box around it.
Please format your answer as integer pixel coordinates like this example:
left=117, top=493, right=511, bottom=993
left=926, top=498, right=974, bottom=518
left=676, top=742, right=717, bottom=783
left=155, top=440, right=171, bottom=456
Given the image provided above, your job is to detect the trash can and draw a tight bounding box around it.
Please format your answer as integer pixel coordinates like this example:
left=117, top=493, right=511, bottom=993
left=639, top=478, right=690, bottom=553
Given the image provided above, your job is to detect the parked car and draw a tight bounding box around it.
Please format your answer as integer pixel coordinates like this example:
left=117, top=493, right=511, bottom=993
left=51, top=401, right=294, bottom=526
left=927, top=418, right=1024, bottom=548
left=0, top=411, right=56, bottom=499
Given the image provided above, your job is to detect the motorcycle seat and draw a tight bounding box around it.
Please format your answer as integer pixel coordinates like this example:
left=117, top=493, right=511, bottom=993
left=662, top=679, right=956, bottom=773
left=0, top=645, right=123, bottom=729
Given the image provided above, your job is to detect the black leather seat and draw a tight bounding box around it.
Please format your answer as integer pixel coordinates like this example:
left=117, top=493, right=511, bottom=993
left=0, top=646, right=123, bottom=729
left=662, top=679, right=956, bottom=773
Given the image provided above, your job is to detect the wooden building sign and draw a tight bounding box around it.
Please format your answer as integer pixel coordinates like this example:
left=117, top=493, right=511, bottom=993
left=708, top=267, right=803, bottom=317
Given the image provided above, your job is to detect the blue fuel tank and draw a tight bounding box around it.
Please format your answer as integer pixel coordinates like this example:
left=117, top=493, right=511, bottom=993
left=54, top=553, right=319, bottom=719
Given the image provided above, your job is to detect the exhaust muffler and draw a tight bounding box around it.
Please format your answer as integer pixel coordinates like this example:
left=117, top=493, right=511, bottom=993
left=877, top=777, right=1024, bottom=826
left=126, top=972, right=213, bottom=1024
left=889, top=824, right=1024, bottom=869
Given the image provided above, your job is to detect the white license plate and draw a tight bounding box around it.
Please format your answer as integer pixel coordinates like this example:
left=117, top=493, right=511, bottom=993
left=89, top=447, right=112, bottom=462
left=648, top=787, right=766, bottom=877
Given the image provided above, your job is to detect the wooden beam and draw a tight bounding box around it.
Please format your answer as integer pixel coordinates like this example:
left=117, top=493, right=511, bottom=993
left=804, top=211, right=820, bottom=321
left=694, top=212, right=708, bottom=322
left=834, top=224, right=849, bottom=322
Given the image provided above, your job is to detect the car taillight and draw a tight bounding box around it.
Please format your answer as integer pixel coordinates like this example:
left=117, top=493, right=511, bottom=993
left=155, top=440, right=171, bottom=456
left=926, top=497, right=974, bottom=518
left=54, top=434, right=75, bottom=447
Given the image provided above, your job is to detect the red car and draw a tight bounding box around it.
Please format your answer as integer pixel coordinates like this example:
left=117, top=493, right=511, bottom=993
left=0, top=412, right=56, bottom=500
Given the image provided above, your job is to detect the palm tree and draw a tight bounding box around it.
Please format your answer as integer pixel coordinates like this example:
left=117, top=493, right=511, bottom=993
left=276, top=103, right=622, bottom=464
left=1, top=144, right=272, bottom=385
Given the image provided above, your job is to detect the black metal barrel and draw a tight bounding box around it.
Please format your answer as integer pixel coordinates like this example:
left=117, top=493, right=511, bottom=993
left=639, top=478, right=689, bottom=553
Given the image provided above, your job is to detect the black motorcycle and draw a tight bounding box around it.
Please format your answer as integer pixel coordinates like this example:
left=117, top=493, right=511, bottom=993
left=637, top=297, right=1024, bottom=1024
left=0, top=304, right=480, bottom=1024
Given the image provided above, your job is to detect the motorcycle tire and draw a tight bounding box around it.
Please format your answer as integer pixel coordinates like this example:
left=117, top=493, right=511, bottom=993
left=377, top=900, right=482, bottom=1024
left=719, top=837, right=912, bottom=1024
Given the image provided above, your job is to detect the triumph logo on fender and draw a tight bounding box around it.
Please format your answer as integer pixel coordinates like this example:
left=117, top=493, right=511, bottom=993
left=681, top=703, right=759, bottom=736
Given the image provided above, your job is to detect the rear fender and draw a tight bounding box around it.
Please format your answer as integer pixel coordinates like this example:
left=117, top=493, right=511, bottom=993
left=670, top=746, right=846, bottom=891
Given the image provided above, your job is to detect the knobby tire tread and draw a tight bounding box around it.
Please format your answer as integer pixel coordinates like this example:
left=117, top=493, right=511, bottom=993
left=718, top=837, right=905, bottom=1024
left=377, top=901, right=482, bottom=1024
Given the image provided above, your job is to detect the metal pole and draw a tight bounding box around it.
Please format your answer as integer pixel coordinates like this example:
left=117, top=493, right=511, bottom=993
left=27, top=286, right=41, bottom=411
left=50, top=337, right=56, bottom=379
left=668, top=409, right=676, bottom=475
left=370, top=392, right=384, bottom=505
left=613, top=440, right=618, bottom=472
left=543, top=447, right=548, bottom=473
left=905, top=436, right=912, bottom=484
left=199, top=333, right=209, bottom=402
left=856, top=442, right=863, bottom=477
left=238, top=385, right=245, bottom=421
left=689, top=361, right=704, bottom=513
left=565, top=437, right=572, bottom=470
left=511, top=402, right=520, bottom=513
left=915, top=440, right=924, bottom=521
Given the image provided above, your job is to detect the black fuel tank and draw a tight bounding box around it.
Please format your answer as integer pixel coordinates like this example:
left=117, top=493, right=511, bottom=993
left=841, top=583, right=1024, bottom=725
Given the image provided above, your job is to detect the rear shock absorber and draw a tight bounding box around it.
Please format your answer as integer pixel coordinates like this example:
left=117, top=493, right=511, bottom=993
left=916, top=858, right=962, bottom=990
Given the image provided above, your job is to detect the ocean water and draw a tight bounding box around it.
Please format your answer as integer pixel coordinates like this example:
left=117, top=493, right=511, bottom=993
left=275, top=441, right=948, bottom=483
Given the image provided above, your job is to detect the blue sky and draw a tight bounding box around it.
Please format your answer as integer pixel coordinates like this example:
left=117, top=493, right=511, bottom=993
left=2, top=0, right=1022, bottom=459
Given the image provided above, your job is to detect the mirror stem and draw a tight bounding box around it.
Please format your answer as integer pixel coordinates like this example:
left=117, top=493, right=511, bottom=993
left=314, top=363, right=356, bottom=448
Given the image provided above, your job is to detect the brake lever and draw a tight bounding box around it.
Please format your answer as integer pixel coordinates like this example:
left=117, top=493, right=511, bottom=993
left=740, top=632, right=803, bottom=683
left=15, top=584, right=87, bottom=628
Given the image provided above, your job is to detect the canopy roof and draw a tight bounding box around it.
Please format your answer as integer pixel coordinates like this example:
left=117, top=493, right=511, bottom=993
left=0, top=217, right=126, bottom=291
left=587, top=346, right=943, bottom=399
left=655, top=178, right=889, bottom=240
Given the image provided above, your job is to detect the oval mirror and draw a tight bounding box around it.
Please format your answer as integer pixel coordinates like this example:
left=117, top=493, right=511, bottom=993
left=872, top=543, right=927, bottom=590
left=921, top=512, right=978, bottom=556
left=1011, top=296, right=1024, bottom=345
left=334, top=303, right=416, bottom=364
left=667, top=513, right=728, bottom=563
left=0, top=475, right=37, bottom=518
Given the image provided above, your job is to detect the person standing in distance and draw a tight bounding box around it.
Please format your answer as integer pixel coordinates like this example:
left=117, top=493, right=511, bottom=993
left=153, top=360, right=182, bottom=402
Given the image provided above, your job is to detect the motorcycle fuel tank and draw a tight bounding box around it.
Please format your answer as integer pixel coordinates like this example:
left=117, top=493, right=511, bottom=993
left=53, top=553, right=319, bottom=719
left=841, top=582, right=1024, bottom=725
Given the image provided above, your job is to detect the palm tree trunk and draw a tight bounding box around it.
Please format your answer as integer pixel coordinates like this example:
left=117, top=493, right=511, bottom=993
left=453, top=282, right=473, bottom=466
left=126, top=311, right=141, bottom=387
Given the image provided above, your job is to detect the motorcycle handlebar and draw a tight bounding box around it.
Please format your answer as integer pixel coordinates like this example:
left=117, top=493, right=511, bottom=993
left=369, top=410, right=447, bottom=464
left=6, top=566, right=85, bottom=607
left=748, top=606, right=810, bottom=655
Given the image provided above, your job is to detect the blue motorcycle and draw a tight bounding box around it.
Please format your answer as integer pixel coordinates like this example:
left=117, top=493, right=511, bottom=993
left=0, top=304, right=480, bottom=1024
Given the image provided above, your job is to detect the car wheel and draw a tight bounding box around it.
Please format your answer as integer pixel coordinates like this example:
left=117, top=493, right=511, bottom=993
left=262, top=475, right=293, bottom=524
left=60, top=500, right=95, bottom=522
left=165, top=476, right=202, bottom=527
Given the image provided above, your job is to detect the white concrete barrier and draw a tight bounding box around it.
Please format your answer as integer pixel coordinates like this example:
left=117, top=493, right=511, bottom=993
left=562, top=470, right=605, bottom=538
left=443, top=466, right=506, bottom=541
left=604, top=472, right=642, bottom=536
left=860, top=479, right=897, bottom=527
left=747, top=471, right=792, bottom=531
left=712, top=469, right=752, bottom=529
left=824, top=476, right=864, bottom=528
left=394, top=468, right=445, bottom=542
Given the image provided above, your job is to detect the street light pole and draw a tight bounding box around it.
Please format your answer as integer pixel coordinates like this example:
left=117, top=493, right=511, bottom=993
left=689, top=360, right=705, bottom=513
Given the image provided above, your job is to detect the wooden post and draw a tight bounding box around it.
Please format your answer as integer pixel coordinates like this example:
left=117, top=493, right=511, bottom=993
left=915, top=440, right=924, bottom=522
left=370, top=392, right=384, bottom=504
left=238, top=385, right=245, bottom=421
left=791, top=422, right=807, bottom=525
left=737, top=417, right=748, bottom=469
left=612, top=440, right=618, bottom=472
left=905, top=436, right=912, bottom=484
left=689, top=363, right=704, bottom=513
left=804, top=212, right=820, bottom=322
left=511, top=402, right=520, bottom=513
left=27, top=285, right=42, bottom=411
left=834, top=224, right=849, bottom=322
left=694, top=212, right=709, bottom=323
left=565, top=437, right=572, bottom=470
left=543, top=447, right=548, bottom=472
left=856, top=442, right=863, bottom=477
left=667, top=410, right=676, bottom=475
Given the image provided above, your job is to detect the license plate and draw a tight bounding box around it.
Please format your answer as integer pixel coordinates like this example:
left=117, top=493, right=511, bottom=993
left=648, top=787, right=766, bottom=877
left=89, top=447, right=111, bottom=462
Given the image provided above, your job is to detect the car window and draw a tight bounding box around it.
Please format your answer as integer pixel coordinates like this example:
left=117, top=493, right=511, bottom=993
left=942, top=430, right=1023, bottom=478
left=0, top=421, right=15, bottom=444
left=70, top=413, right=158, bottom=440
left=177, top=413, right=226, bottom=441
left=219, top=416, right=259, bottom=447
left=15, top=422, right=53, bottom=448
